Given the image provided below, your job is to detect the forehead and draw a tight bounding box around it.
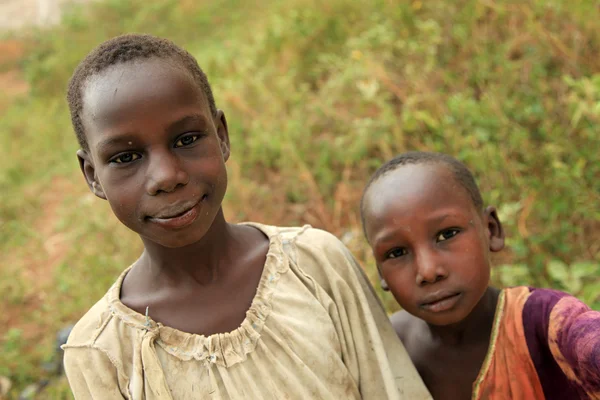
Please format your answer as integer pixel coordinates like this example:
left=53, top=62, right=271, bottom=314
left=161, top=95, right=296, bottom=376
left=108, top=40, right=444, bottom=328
left=363, top=163, right=475, bottom=222
left=80, top=58, right=208, bottom=142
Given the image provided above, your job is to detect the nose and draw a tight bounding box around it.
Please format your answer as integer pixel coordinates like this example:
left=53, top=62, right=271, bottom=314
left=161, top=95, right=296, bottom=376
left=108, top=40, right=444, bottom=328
left=145, top=150, right=189, bottom=195
left=415, top=246, right=448, bottom=286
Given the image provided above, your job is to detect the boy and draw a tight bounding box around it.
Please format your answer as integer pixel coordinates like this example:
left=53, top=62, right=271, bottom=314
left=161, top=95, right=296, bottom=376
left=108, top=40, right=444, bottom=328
left=61, top=34, right=431, bottom=399
left=361, top=151, right=600, bottom=399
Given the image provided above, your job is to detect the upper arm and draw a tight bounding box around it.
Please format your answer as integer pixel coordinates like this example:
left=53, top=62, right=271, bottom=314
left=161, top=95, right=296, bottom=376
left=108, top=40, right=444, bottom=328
left=547, top=295, right=600, bottom=394
left=523, top=288, right=600, bottom=397
left=63, top=346, right=129, bottom=399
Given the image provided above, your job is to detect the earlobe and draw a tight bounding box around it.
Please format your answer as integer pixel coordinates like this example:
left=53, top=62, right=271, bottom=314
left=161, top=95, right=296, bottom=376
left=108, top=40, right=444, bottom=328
left=376, top=264, right=390, bottom=291
left=485, top=206, right=505, bottom=252
left=77, top=149, right=107, bottom=200
left=380, top=278, right=390, bottom=291
left=215, top=110, right=230, bottom=162
left=90, top=181, right=107, bottom=199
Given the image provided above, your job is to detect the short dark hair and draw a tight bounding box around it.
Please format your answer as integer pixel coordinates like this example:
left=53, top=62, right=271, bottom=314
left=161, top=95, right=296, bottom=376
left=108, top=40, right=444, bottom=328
left=67, top=33, right=217, bottom=150
left=360, top=151, right=485, bottom=234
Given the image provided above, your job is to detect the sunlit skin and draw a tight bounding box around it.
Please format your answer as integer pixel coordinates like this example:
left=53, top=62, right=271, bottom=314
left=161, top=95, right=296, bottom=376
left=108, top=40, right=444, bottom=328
left=77, top=58, right=269, bottom=335
left=362, top=163, right=505, bottom=400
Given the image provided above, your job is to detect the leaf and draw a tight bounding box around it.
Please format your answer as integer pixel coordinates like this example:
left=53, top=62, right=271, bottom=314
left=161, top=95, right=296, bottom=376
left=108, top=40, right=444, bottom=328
left=547, top=260, right=576, bottom=292
left=571, top=262, right=600, bottom=279
left=580, top=280, right=600, bottom=308
left=494, top=264, right=531, bottom=287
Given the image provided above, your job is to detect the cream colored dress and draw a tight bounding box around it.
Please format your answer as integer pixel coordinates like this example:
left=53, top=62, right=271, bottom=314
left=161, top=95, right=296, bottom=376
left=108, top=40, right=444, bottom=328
left=63, top=224, right=431, bottom=399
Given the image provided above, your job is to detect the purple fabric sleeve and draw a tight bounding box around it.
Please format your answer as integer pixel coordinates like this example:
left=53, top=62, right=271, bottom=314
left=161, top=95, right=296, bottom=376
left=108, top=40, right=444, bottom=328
left=522, top=287, right=599, bottom=399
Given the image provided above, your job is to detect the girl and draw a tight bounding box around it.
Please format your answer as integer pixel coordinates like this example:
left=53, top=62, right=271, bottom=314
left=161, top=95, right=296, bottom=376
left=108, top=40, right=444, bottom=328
left=62, top=34, right=430, bottom=400
left=360, top=151, right=600, bottom=399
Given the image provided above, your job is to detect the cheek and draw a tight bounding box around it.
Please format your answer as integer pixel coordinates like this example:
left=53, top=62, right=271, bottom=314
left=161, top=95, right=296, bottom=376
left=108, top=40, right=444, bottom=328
left=454, top=240, right=491, bottom=288
left=192, top=152, right=226, bottom=180
left=101, top=183, right=140, bottom=221
left=382, top=266, right=415, bottom=306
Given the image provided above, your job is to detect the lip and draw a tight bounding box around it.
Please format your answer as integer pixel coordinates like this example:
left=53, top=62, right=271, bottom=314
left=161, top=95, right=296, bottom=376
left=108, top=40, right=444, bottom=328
left=419, top=290, right=462, bottom=313
left=147, top=197, right=204, bottom=229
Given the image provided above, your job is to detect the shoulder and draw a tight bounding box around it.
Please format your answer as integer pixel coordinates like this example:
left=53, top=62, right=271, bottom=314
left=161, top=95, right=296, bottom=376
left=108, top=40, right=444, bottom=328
left=518, top=286, right=581, bottom=322
left=291, top=226, right=362, bottom=279
left=64, top=294, right=114, bottom=348
left=62, top=294, right=132, bottom=398
left=270, top=225, right=373, bottom=292
left=260, top=224, right=354, bottom=267
left=504, top=286, right=572, bottom=314
left=390, top=310, right=420, bottom=343
left=63, top=270, right=138, bottom=353
left=524, top=286, right=574, bottom=305
left=389, top=310, right=429, bottom=365
left=63, top=280, right=139, bottom=377
left=510, top=287, right=600, bottom=397
left=250, top=223, right=347, bottom=251
left=291, top=226, right=353, bottom=259
left=525, top=287, right=594, bottom=322
left=510, top=286, right=593, bottom=341
left=278, top=225, right=346, bottom=248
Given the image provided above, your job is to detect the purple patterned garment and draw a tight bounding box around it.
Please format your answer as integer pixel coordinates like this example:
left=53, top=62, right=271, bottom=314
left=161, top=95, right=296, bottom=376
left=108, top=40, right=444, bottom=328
left=522, top=287, right=600, bottom=399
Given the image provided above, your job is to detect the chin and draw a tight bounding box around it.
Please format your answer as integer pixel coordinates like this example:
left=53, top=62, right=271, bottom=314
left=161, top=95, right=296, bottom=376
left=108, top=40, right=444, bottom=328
left=421, top=309, right=470, bottom=326
left=156, top=238, right=197, bottom=249
left=426, top=316, right=464, bottom=326
left=141, top=228, right=207, bottom=249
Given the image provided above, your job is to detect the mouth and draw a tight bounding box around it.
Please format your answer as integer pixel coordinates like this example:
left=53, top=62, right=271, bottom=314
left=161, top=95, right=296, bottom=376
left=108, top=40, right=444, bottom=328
left=419, top=291, right=462, bottom=313
left=146, top=194, right=207, bottom=229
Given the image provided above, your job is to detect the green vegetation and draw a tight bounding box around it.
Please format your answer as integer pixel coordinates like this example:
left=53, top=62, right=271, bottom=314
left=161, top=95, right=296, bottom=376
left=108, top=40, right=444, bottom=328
left=0, top=0, right=598, bottom=397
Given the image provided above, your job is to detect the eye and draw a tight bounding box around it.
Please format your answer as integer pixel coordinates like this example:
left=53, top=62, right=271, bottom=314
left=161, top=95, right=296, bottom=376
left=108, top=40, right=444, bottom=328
left=111, top=153, right=141, bottom=164
left=175, top=134, right=200, bottom=148
left=436, top=229, right=460, bottom=242
left=385, top=248, right=408, bottom=259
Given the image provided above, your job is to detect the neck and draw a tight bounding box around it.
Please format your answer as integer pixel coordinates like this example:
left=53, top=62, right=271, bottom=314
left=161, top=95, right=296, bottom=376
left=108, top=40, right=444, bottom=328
left=138, top=208, right=235, bottom=285
left=426, top=286, right=500, bottom=346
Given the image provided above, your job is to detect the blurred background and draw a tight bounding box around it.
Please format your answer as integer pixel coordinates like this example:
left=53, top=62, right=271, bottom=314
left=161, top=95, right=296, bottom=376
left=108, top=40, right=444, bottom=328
left=0, top=0, right=598, bottom=398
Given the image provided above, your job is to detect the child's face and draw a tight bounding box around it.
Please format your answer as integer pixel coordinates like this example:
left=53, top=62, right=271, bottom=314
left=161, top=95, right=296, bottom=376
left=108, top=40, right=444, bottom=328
left=363, top=163, right=504, bottom=326
left=77, top=58, right=229, bottom=248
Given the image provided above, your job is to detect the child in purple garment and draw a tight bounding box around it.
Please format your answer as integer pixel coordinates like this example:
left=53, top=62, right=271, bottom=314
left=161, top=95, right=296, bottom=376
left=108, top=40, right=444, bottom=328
left=360, top=151, right=600, bottom=399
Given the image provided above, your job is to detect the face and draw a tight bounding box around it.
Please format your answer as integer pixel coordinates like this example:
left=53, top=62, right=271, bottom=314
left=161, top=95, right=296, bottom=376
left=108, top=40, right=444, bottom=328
left=363, top=163, right=504, bottom=326
left=77, top=58, right=230, bottom=248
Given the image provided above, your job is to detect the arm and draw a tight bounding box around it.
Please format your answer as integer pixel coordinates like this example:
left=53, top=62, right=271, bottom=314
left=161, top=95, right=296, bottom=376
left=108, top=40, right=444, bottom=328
left=63, top=346, right=129, bottom=399
left=523, top=288, right=600, bottom=397
left=293, top=229, right=431, bottom=400
left=547, top=294, right=600, bottom=394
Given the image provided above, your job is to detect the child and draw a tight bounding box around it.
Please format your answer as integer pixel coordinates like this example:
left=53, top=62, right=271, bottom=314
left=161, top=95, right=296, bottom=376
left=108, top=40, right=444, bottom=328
left=61, top=34, right=431, bottom=400
left=360, top=151, right=600, bottom=400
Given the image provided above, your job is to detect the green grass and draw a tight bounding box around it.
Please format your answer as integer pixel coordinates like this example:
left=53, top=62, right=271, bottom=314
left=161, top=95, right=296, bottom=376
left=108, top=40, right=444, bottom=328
left=0, top=0, right=598, bottom=397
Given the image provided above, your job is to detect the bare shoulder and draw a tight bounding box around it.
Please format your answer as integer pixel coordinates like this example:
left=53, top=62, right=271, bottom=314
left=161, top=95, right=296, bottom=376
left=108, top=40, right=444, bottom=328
left=390, top=310, right=420, bottom=342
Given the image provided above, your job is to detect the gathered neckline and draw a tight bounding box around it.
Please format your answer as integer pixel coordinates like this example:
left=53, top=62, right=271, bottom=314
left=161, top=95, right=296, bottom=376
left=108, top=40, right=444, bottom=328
left=106, top=222, right=291, bottom=367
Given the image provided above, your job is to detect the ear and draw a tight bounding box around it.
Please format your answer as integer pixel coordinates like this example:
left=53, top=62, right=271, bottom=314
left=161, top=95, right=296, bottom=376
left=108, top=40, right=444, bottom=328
left=214, top=110, right=230, bottom=162
left=77, top=149, right=107, bottom=200
left=380, top=278, right=390, bottom=291
left=376, top=264, right=390, bottom=291
left=484, top=206, right=505, bottom=252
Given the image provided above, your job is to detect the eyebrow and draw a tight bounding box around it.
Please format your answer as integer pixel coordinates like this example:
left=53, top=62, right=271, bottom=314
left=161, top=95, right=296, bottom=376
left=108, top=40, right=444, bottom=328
left=166, top=114, right=210, bottom=135
left=95, top=114, right=210, bottom=153
left=372, top=213, right=459, bottom=244
left=431, top=213, right=455, bottom=224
